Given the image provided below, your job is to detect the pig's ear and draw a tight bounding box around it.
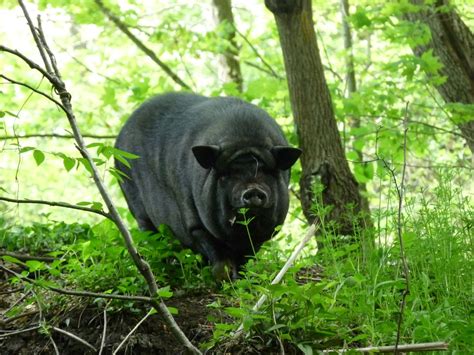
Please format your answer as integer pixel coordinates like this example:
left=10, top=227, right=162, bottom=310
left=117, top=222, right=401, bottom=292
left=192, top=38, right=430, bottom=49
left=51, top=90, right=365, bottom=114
left=271, top=146, right=302, bottom=170
left=192, top=145, right=220, bottom=169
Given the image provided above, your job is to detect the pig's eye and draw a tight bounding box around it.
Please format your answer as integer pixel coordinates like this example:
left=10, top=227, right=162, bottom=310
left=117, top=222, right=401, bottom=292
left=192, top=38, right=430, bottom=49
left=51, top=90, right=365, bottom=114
left=216, top=171, right=231, bottom=180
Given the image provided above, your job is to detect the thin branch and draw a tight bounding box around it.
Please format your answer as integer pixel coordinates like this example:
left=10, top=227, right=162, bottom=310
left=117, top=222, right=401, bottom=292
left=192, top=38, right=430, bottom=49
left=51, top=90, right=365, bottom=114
left=112, top=309, right=153, bottom=355
left=49, top=335, right=60, bottom=355
left=0, top=45, right=52, bottom=80
left=94, top=0, right=191, bottom=90
left=2, top=290, right=31, bottom=315
left=0, top=74, right=67, bottom=112
left=98, top=307, right=108, bottom=355
left=235, top=27, right=283, bottom=80
left=0, top=325, right=41, bottom=338
left=0, top=133, right=116, bottom=140
left=0, top=251, right=55, bottom=262
left=52, top=326, right=97, bottom=352
left=18, top=0, right=52, bottom=73
left=36, top=15, right=61, bottom=78
left=376, top=103, right=412, bottom=353
left=234, top=223, right=319, bottom=337
left=243, top=60, right=282, bottom=78
left=54, top=42, right=122, bottom=85
left=0, top=196, right=111, bottom=220
left=0, top=310, right=39, bottom=326
left=0, top=287, right=23, bottom=295
left=0, top=265, right=154, bottom=303
left=322, top=341, right=449, bottom=353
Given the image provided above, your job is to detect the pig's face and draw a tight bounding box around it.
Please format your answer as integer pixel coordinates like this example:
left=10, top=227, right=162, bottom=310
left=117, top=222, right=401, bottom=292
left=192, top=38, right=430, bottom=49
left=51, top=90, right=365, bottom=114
left=192, top=145, right=301, bottom=250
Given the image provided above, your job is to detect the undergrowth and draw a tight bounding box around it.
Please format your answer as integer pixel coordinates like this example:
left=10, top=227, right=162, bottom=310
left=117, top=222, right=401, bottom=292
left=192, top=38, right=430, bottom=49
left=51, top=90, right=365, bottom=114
left=1, top=171, right=472, bottom=352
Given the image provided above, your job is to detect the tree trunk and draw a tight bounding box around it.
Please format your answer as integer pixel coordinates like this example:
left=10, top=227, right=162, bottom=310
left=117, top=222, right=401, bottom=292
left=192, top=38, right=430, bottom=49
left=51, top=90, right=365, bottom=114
left=339, top=0, right=369, bottom=199
left=265, top=0, right=370, bottom=235
left=212, top=0, right=243, bottom=92
left=405, top=0, right=474, bottom=153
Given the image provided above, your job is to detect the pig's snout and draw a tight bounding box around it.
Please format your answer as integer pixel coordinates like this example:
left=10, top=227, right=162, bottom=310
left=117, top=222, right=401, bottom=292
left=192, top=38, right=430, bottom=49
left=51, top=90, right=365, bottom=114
left=241, top=187, right=268, bottom=208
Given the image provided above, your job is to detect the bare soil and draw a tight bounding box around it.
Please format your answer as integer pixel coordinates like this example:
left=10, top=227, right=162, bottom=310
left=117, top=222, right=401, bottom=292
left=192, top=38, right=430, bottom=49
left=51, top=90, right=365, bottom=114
left=0, top=277, right=293, bottom=354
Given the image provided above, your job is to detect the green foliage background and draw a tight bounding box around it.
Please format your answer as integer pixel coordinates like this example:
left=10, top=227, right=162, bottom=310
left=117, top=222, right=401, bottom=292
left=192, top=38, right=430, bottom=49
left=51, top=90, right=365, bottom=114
left=0, top=0, right=472, bottom=352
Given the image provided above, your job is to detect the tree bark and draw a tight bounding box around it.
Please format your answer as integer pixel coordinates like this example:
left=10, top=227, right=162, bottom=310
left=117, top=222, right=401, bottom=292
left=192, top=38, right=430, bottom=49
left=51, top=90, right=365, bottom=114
left=405, top=0, right=474, bottom=153
left=265, top=0, right=370, bottom=235
left=212, top=0, right=243, bottom=92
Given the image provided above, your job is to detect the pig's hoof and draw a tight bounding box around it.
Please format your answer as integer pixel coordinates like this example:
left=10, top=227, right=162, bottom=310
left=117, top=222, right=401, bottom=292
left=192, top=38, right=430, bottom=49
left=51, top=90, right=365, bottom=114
left=212, top=260, right=236, bottom=282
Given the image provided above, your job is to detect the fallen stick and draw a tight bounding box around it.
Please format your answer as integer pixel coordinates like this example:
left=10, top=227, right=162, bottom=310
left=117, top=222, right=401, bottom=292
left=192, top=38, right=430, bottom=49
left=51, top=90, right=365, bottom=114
left=234, top=222, right=319, bottom=336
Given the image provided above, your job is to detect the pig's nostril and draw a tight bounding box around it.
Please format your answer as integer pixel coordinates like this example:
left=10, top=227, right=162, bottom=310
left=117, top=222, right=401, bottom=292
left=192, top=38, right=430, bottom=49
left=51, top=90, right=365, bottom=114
left=242, top=188, right=267, bottom=207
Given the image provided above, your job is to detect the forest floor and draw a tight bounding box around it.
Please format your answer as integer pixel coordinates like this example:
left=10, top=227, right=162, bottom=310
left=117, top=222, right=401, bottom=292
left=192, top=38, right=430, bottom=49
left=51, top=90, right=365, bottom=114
left=0, top=272, right=292, bottom=354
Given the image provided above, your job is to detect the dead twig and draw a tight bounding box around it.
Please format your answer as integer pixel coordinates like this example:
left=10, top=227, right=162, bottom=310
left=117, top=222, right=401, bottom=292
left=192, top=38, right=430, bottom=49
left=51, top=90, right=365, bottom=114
left=112, top=308, right=153, bottom=354
left=52, top=326, right=97, bottom=352
left=0, top=287, right=23, bottom=295
left=0, top=325, right=41, bottom=338
left=322, top=341, right=449, bottom=353
left=234, top=223, right=319, bottom=337
left=98, top=306, right=108, bottom=355
left=49, top=335, right=60, bottom=355
left=2, top=290, right=31, bottom=316
left=0, top=310, right=39, bottom=326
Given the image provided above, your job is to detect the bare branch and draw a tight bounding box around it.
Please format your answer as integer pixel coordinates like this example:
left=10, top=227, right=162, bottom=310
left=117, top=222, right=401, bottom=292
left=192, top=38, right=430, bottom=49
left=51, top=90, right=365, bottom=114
left=18, top=0, right=52, bottom=73
left=0, top=310, right=39, bottom=326
left=98, top=307, right=108, bottom=355
left=322, top=341, right=449, bottom=353
left=52, top=327, right=97, bottom=352
left=0, top=251, right=55, bottom=262
left=36, top=15, right=61, bottom=78
left=0, top=45, right=53, bottom=81
left=0, top=196, right=111, bottom=220
left=94, top=0, right=191, bottom=90
left=0, top=265, right=154, bottom=303
left=0, top=133, right=116, bottom=140
left=0, top=325, right=41, bottom=338
left=236, top=28, right=283, bottom=80
left=234, top=223, right=319, bottom=337
left=0, top=74, right=67, bottom=112
left=112, top=309, right=153, bottom=354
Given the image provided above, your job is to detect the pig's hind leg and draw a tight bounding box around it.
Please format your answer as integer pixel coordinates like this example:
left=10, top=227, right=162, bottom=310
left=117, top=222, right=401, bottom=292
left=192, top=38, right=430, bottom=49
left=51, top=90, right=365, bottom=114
left=119, top=176, right=157, bottom=232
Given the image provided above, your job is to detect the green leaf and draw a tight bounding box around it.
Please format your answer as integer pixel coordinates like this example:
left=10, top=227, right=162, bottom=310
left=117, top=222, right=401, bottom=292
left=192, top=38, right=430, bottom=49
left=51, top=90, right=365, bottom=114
left=19, top=146, right=35, bottom=153
left=77, top=158, right=93, bottom=175
left=115, top=154, right=132, bottom=169
left=157, top=286, right=173, bottom=299
left=26, top=260, right=46, bottom=272
left=33, top=150, right=45, bottom=166
left=297, top=343, right=313, bottom=355
left=2, top=255, right=23, bottom=264
left=112, top=147, right=139, bottom=160
left=63, top=157, right=76, bottom=172
left=167, top=306, right=178, bottom=315
left=346, top=151, right=360, bottom=161
left=351, top=8, right=371, bottom=28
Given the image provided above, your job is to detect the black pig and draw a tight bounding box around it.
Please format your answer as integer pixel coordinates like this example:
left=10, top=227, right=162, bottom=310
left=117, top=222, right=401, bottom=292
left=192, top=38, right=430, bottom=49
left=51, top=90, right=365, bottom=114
left=115, top=93, right=301, bottom=279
